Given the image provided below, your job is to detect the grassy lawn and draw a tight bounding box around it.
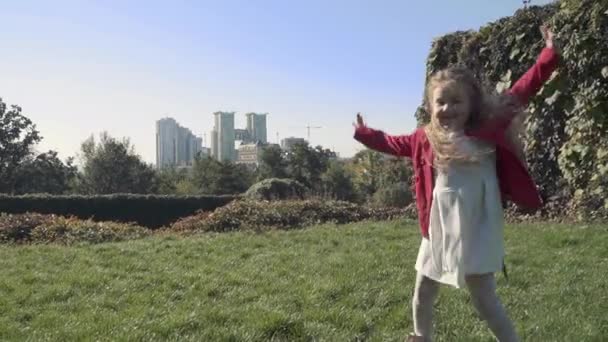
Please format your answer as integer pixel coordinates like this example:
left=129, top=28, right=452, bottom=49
left=1, top=220, right=607, bottom=341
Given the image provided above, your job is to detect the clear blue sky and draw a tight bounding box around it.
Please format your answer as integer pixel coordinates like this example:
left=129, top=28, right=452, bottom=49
left=0, top=0, right=554, bottom=163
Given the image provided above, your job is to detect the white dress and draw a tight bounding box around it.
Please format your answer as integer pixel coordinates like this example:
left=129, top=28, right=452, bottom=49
left=415, top=132, right=505, bottom=288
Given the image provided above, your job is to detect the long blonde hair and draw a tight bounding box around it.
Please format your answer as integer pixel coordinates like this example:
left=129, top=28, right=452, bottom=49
left=424, top=66, right=526, bottom=170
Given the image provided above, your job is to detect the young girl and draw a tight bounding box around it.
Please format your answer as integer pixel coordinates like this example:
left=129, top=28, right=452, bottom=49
left=353, top=26, right=559, bottom=342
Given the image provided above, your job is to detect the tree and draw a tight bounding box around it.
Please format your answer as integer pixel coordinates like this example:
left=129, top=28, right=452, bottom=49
left=155, top=167, right=196, bottom=195
left=257, top=145, right=288, bottom=180
left=216, top=162, right=255, bottom=194
left=378, top=157, right=413, bottom=189
left=191, top=155, right=222, bottom=194
left=78, top=132, right=157, bottom=194
left=191, top=156, right=254, bottom=195
left=285, top=142, right=335, bottom=192
left=348, top=149, right=384, bottom=198
left=321, top=160, right=358, bottom=202
left=13, top=151, right=77, bottom=194
left=0, top=99, right=42, bottom=193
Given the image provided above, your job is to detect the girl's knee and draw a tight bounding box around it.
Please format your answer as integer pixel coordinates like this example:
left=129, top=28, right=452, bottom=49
left=413, top=276, right=440, bottom=305
left=465, top=274, right=500, bottom=315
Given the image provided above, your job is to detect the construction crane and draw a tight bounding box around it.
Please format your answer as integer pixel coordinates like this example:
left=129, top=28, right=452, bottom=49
left=288, top=125, right=322, bottom=141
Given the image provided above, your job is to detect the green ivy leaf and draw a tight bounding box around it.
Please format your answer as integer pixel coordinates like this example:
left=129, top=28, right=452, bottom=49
left=545, top=90, right=561, bottom=105
left=509, top=48, right=521, bottom=60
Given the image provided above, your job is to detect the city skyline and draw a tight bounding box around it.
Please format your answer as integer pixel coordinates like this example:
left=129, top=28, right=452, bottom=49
left=157, top=111, right=316, bottom=168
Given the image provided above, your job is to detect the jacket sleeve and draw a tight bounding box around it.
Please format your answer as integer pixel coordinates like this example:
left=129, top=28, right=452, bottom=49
left=353, top=126, right=414, bottom=158
left=508, top=47, right=560, bottom=106
left=480, top=47, right=560, bottom=133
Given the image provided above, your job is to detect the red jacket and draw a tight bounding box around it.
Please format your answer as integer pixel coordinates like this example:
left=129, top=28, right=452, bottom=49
left=354, top=47, right=559, bottom=238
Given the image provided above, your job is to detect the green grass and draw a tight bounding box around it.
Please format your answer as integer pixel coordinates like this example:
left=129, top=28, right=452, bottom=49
left=1, top=220, right=607, bottom=341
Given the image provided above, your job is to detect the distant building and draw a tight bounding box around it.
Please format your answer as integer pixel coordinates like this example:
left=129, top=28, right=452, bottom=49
left=281, top=137, right=308, bottom=152
left=211, top=111, right=236, bottom=162
left=156, top=117, right=202, bottom=168
left=210, top=112, right=269, bottom=162
left=234, top=128, right=250, bottom=142
left=236, top=141, right=265, bottom=167
left=246, top=113, right=267, bottom=144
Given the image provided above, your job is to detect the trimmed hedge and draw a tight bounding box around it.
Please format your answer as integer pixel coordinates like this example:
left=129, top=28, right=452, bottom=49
left=0, top=194, right=238, bottom=229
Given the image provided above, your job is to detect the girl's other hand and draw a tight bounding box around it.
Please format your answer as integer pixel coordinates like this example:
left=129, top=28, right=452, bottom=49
left=354, top=112, right=366, bottom=129
left=541, top=25, right=555, bottom=50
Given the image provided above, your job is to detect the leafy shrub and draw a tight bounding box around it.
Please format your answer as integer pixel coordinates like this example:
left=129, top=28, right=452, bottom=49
left=30, top=217, right=150, bottom=245
left=244, top=178, right=308, bottom=201
left=0, top=213, right=58, bottom=243
left=372, top=182, right=414, bottom=208
left=170, top=199, right=415, bottom=233
left=0, top=213, right=149, bottom=244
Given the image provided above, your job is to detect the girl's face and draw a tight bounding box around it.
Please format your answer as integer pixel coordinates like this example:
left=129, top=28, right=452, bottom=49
left=430, top=81, right=472, bottom=131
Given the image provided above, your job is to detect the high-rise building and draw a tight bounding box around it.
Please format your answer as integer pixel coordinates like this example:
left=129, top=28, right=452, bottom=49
left=212, top=111, right=236, bottom=162
left=156, top=117, right=202, bottom=168
left=156, top=118, right=178, bottom=168
left=246, top=113, right=267, bottom=143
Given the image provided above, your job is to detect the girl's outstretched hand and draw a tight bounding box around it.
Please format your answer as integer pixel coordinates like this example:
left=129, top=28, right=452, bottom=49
left=354, top=112, right=366, bottom=129
left=541, top=25, right=556, bottom=50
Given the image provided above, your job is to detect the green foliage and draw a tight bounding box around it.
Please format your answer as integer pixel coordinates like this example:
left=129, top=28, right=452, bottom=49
left=191, top=156, right=255, bottom=195
left=257, top=144, right=288, bottom=180
left=170, top=199, right=409, bottom=233
left=0, top=213, right=149, bottom=244
left=0, top=98, right=42, bottom=193
left=285, top=142, right=336, bottom=192
left=372, top=182, right=413, bottom=208
left=78, top=132, right=157, bottom=194
left=245, top=178, right=308, bottom=201
left=348, top=150, right=385, bottom=198
left=0, top=194, right=238, bottom=229
left=348, top=150, right=414, bottom=203
left=0, top=213, right=57, bottom=243
left=13, top=151, right=77, bottom=195
left=155, top=167, right=194, bottom=195
left=30, top=217, right=150, bottom=245
left=416, top=0, right=608, bottom=217
left=321, top=161, right=358, bottom=202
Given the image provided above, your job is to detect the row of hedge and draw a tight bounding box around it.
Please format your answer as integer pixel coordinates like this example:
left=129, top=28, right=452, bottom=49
left=0, top=194, right=238, bottom=229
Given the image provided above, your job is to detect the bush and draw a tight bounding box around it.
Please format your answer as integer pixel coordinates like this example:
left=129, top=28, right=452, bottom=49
left=0, top=194, right=238, bottom=228
left=170, top=199, right=415, bottom=233
left=0, top=213, right=149, bottom=244
left=0, top=213, right=58, bottom=243
left=244, top=178, right=308, bottom=201
left=30, top=217, right=150, bottom=245
left=372, top=182, right=414, bottom=208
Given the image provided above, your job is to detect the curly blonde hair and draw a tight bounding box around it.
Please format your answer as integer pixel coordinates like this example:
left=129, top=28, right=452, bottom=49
left=424, top=66, right=527, bottom=170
